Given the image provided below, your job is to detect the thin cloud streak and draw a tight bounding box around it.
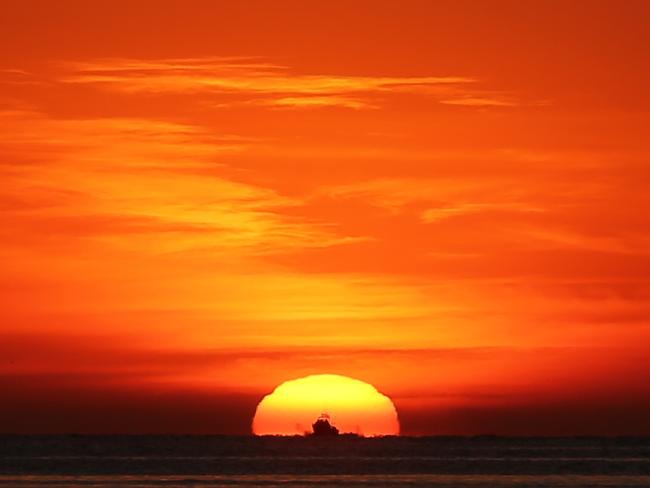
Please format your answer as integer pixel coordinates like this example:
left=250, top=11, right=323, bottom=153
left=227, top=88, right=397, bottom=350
left=60, top=57, right=477, bottom=109
left=323, top=178, right=541, bottom=217
left=258, top=95, right=376, bottom=110
left=440, top=97, right=518, bottom=107
left=421, top=203, right=545, bottom=223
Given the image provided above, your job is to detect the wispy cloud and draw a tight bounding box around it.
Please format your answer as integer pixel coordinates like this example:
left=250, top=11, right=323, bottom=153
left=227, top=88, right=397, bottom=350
left=257, top=95, right=376, bottom=110
left=421, top=203, right=545, bottom=223
left=322, top=176, right=650, bottom=259
left=0, top=68, right=40, bottom=86
left=0, top=110, right=359, bottom=254
left=440, top=96, right=518, bottom=107
left=324, top=177, right=541, bottom=221
left=63, top=57, right=473, bottom=93
left=325, top=178, right=476, bottom=209
left=60, top=57, right=477, bottom=109
left=522, top=226, right=650, bottom=255
left=0, top=112, right=245, bottom=170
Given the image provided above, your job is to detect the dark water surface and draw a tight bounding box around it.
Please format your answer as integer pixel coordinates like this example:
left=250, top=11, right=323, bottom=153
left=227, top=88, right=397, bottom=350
left=1, top=436, right=649, bottom=486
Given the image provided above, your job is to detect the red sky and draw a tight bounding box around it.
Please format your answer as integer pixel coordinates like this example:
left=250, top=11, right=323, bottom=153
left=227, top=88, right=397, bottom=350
left=1, top=0, right=650, bottom=435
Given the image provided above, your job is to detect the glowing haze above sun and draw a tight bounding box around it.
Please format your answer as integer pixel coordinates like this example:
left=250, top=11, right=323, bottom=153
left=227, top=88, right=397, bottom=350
left=252, top=374, right=399, bottom=436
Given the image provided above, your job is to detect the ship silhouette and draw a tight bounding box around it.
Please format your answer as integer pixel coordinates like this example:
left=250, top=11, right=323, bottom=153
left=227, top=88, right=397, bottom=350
left=309, top=413, right=339, bottom=436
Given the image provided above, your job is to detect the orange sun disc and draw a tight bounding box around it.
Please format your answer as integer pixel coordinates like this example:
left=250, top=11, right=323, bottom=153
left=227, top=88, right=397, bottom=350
left=252, top=374, right=400, bottom=436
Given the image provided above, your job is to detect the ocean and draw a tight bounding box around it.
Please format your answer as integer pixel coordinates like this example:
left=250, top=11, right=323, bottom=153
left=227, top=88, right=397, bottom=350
left=1, top=436, right=649, bottom=487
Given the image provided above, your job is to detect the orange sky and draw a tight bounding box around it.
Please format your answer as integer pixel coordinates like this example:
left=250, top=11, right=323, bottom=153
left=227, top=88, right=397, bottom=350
left=1, top=0, right=649, bottom=435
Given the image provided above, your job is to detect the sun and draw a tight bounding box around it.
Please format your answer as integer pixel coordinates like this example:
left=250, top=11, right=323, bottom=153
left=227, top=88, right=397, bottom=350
left=252, top=374, right=400, bottom=436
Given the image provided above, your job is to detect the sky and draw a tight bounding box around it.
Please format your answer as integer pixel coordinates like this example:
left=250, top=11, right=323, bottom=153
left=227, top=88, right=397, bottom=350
left=1, top=0, right=649, bottom=435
